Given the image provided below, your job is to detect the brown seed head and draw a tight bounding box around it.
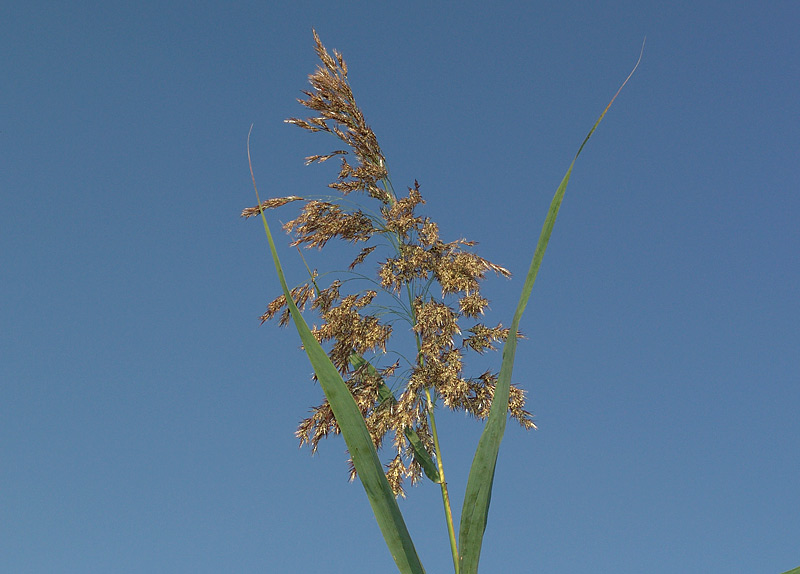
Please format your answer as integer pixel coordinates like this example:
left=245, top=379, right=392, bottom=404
left=249, top=31, right=533, bottom=496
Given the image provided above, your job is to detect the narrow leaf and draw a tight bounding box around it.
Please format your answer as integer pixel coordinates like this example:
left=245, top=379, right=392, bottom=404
left=249, top=129, right=425, bottom=574
left=405, top=427, right=442, bottom=483
left=457, top=45, right=644, bottom=574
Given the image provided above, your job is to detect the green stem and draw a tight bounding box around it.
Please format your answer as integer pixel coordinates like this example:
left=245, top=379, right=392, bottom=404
left=425, top=387, right=459, bottom=574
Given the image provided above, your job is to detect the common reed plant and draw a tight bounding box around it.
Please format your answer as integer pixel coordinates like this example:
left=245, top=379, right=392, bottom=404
left=245, top=31, right=642, bottom=574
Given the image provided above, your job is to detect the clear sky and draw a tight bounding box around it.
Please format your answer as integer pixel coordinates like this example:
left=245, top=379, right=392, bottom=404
left=2, top=2, right=798, bottom=573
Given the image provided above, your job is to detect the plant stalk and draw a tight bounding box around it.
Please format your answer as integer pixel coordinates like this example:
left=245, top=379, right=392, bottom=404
left=408, top=277, right=459, bottom=573
left=425, top=387, right=459, bottom=573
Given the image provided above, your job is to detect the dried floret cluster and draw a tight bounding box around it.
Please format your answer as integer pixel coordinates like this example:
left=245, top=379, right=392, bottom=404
left=243, top=31, right=534, bottom=496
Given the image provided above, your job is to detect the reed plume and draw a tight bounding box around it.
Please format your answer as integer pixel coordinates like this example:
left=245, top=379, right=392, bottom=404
left=243, top=30, right=533, bottom=496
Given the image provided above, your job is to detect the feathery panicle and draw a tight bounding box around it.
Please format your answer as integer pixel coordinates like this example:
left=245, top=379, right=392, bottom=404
left=284, top=29, right=392, bottom=205
left=283, top=200, right=377, bottom=248
left=247, top=31, right=533, bottom=496
left=241, top=196, right=304, bottom=218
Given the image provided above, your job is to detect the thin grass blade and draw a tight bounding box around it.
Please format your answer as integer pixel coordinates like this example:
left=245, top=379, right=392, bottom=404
left=457, top=46, right=644, bottom=574
left=249, top=130, right=425, bottom=574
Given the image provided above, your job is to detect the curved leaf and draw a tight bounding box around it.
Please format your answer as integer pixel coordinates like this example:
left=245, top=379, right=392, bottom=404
left=249, top=132, right=425, bottom=574
left=457, top=46, right=644, bottom=574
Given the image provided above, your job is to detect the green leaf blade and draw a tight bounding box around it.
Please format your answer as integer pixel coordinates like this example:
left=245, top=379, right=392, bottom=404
left=270, top=236, right=424, bottom=574
left=457, top=46, right=643, bottom=572
left=250, top=150, right=425, bottom=573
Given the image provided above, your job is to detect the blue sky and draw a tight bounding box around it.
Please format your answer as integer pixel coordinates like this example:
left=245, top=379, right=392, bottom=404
left=2, top=1, right=798, bottom=573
